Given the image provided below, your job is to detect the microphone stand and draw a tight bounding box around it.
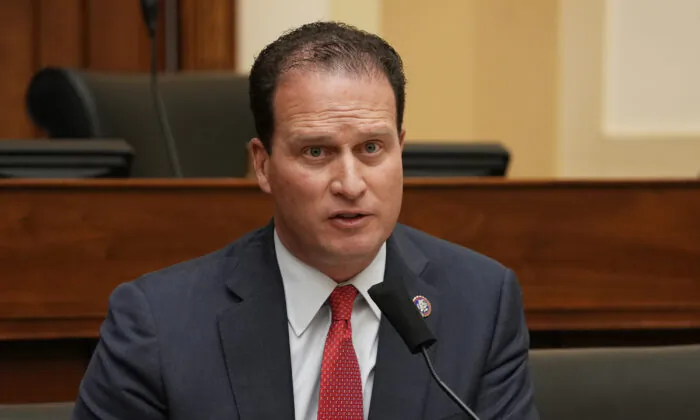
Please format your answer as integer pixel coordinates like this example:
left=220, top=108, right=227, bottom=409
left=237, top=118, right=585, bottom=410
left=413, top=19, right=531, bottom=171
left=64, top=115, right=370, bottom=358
left=142, top=0, right=183, bottom=178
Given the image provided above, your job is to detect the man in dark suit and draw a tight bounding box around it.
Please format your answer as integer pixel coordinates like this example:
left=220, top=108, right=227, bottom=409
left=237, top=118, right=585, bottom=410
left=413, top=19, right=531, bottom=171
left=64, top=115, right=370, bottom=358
left=72, top=21, right=538, bottom=420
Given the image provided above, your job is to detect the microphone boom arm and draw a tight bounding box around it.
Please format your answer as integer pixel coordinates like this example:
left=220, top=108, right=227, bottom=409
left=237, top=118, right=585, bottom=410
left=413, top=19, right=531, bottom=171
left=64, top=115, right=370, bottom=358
left=148, top=35, right=183, bottom=177
left=420, top=347, right=481, bottom=420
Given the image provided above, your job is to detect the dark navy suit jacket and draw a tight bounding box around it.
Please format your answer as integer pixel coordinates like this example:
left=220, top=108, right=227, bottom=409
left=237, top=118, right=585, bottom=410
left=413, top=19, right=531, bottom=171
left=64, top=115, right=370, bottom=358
left=72, top=223, right=539, bottom=419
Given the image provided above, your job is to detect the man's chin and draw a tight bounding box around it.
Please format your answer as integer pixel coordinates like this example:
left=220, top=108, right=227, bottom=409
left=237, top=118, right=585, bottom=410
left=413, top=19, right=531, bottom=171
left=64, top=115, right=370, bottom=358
left=326, top=237, right=383, bottom=260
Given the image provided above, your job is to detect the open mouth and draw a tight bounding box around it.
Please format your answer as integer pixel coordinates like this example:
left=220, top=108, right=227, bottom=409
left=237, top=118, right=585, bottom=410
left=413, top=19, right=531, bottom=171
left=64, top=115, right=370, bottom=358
left=329, top=212, right=370, bottom=226
left=332, top=213, right=367, bottom=220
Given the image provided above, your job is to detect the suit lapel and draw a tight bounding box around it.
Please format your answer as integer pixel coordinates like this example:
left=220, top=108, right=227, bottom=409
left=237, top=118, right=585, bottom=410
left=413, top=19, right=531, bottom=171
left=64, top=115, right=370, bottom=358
left=217, top=225, right=295, bottom=420
left=369, top=228, right=442, bottom=420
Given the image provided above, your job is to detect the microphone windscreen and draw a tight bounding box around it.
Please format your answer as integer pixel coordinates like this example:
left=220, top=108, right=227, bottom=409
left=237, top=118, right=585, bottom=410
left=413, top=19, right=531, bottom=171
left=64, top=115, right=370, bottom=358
left=368, top=282, right=436, bottom=354
left=140, top=0, right=159, bottom=37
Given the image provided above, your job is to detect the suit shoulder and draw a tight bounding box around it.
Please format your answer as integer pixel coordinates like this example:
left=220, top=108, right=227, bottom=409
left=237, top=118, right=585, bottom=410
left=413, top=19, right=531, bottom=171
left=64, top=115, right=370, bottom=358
left=127, top=226, right=267, bottom=297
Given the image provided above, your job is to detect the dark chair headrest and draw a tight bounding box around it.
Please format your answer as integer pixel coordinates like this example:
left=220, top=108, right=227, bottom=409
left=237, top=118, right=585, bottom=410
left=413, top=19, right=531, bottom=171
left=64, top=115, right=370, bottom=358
left=26, top=67, right=101, bottom=138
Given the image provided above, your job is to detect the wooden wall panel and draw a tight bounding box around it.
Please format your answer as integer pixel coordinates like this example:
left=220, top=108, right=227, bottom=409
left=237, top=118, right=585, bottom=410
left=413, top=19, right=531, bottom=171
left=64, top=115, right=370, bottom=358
left=179, top=0, right=235, bottom=70
left=85, top=0, right=165, bottom=71
left=1, top=178, right=699, bottom=339
left=36, top=0, right=86, bottom=68
left=0, top=1, right=36, bottom=138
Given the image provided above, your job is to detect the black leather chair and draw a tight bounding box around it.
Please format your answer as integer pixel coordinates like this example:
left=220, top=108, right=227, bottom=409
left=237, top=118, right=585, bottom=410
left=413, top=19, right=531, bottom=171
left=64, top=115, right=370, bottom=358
left=0, top=402, right=73, bottom=420
left=529, top=345, right=700, bottom=420
left=26, top=67, right=255, bottom=178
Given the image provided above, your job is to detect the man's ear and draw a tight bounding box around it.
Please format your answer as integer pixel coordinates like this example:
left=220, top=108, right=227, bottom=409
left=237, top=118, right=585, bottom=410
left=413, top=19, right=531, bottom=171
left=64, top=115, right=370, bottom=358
left=399, top=129, right=406, bottom=151
left=249, top=138, right=272, bottom=193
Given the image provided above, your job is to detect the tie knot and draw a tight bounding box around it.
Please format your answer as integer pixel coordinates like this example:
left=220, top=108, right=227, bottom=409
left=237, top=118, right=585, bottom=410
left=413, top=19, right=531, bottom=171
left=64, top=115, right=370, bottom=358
left=329, top=285, right=358, bottom=321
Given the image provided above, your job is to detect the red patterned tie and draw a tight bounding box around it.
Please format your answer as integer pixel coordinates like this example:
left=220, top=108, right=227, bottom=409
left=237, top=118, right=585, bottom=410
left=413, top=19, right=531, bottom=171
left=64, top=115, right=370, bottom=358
left=317, top=285, right=364, bottom=420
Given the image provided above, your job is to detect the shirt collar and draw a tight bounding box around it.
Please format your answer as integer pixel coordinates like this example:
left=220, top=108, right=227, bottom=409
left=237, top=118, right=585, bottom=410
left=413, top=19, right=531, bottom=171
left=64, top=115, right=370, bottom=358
left=274, top=229, right=386, bottom=337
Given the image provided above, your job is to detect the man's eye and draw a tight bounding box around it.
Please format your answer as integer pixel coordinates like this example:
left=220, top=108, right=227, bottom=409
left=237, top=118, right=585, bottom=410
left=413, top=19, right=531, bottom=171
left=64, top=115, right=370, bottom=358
left=305, top=147, right=324, bottom=157
left=364, top=142, right=381, bottom=153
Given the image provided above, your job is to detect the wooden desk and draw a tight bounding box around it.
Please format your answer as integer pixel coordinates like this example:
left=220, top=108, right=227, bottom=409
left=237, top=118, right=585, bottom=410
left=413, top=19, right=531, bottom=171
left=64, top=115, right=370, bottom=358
left=2, top=178, right=700, bottom=402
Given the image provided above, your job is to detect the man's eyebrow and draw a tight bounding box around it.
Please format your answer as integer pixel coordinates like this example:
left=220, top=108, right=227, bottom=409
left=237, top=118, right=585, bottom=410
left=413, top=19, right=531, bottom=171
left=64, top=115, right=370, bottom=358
left=362, top=128, right=395, bottom=138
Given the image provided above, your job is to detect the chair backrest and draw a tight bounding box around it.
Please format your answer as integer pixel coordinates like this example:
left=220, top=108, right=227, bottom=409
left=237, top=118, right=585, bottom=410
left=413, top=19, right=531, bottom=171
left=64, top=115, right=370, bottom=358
left=26, top=67, right=255, bottom=178
left=0, top=402, right=74, bottom=420
left=529, top=345, right=700, bottom=420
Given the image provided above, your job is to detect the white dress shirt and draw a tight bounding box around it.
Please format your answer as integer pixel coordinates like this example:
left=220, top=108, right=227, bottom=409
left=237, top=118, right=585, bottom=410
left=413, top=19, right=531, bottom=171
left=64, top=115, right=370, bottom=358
left=274, top=230, right=386, bottom=420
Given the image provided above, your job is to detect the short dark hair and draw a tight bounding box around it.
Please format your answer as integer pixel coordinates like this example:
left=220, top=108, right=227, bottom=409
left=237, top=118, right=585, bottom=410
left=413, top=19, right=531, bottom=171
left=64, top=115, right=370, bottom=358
left=248, top=21, right=407, bottom=152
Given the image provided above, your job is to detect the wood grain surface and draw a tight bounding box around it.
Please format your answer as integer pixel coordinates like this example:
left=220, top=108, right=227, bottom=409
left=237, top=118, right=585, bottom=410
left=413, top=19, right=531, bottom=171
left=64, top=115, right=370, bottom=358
left=2, top=178, right=699, bottom=338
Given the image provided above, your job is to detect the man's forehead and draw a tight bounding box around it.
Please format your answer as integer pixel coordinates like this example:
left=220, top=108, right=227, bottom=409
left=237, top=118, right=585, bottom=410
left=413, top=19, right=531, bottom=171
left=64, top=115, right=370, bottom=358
left=276, top=64, right=391, bottom=92
left=270, top=68, right=398, bottom=142
left=288, top=124, right=396, bottom=140
left=273, top=70, right=395, bottom=111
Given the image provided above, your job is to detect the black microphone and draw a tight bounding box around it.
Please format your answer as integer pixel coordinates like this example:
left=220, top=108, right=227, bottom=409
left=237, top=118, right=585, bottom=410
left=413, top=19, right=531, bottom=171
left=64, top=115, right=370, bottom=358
left=368, top=282, right=481, bottom=420
left=140, top=0, right=183, bottom=177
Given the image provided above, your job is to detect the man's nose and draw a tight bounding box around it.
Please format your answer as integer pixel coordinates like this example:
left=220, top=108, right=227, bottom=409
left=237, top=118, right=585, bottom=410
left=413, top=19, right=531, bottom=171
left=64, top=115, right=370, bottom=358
left=330, top=155, right=367, bottom=200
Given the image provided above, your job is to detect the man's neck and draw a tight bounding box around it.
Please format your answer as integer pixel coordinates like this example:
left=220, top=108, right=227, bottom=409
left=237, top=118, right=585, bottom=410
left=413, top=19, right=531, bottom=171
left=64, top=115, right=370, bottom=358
left=273, top=229, right=379, bottom=283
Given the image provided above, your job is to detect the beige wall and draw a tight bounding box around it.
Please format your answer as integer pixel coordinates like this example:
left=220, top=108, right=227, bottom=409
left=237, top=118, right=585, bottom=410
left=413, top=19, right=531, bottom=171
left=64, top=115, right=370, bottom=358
left=382, top=0, right=559, bottom=178
left=382, top=1, right=478, bottom=142
left=557, top=0, right=700, bottom=178
left=331, top=0, right=382, bottom=34
left=472, top=0, right=558, bottom=178
left=236, top=0, right=381, bottom=73
left=235, top=0, right=330, bottom=73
